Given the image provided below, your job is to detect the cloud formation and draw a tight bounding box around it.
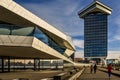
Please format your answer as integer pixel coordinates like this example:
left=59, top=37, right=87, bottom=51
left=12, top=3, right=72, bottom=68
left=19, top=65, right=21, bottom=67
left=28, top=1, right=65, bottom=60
left=75, top=50, right=120, bottom=58
left=15, top=0, right=84, bottom=37
left=14, top=0, right=120, bottom=58
left=75, top=50, right=84, bottom=58
left=73, top=39, right=84, bottom=49
left=107, top=51, right=120, bottom=59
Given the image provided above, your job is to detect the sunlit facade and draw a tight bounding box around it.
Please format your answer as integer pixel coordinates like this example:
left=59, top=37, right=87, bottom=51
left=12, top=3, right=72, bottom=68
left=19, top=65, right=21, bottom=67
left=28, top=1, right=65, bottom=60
left=0, top=0, right=75, bottom=72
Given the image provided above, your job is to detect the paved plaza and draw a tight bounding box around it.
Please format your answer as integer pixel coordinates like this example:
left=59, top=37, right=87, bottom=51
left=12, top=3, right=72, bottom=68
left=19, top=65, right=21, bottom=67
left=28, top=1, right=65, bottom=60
left=0, top=70, right=63, bottom=80
left=77, top=68, right=120, bottom=80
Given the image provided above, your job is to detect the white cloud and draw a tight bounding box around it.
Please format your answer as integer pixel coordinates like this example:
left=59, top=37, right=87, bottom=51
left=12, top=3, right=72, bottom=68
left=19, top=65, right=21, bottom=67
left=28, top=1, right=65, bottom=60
left=56, top=0, right=79, bottom=16
left=107, top=51, right=120, bottom=59
left=109, top=12, right=120, bottom=42
left=114, top=35, right=120, bottom=40
left=108, top=36, right=120, bottom=43
left=18, top=1, right=84, bottom=37
left=115, top=16, right=120, bottom=27
left=75, top=50, right=84, bottom=58
left=73, top=39, right=84, bottom=49
left=14, top=0, right=120, bottom=59
left=75, top=50, right=120, bottom=58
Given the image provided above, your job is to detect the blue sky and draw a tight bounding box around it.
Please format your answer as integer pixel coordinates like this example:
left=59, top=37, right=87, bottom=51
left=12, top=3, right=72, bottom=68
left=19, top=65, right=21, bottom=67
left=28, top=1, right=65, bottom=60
left=14, top=0, right=120, bottom=58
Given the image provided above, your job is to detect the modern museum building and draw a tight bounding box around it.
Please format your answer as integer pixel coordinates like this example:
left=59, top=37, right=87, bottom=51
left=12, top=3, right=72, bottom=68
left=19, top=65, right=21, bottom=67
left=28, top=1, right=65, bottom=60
left=0, top=0, right=75, bottom=72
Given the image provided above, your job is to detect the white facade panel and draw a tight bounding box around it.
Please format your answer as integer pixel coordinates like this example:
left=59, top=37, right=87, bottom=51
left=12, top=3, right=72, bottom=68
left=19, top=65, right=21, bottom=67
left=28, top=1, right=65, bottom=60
left=0, top=0, right=75, bottom=50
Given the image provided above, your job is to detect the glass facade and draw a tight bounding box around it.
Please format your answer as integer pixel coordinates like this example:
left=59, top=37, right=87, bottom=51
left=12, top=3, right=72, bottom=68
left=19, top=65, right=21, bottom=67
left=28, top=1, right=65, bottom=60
left=0, top=57, right=64, bottom=72
left=84, top=12, right=107, bottom=57
left=0, top=23, right=66, bottom=54
left=0, top=22, right=74, bottom=72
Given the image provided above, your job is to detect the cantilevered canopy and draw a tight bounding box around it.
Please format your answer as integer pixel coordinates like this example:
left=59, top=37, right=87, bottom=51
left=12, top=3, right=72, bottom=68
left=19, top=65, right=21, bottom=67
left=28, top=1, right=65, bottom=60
left=0, top=0, right=75, bottom=51
left=78, top=1, right=112, bottom=18
left=0, top=35, right=73, bottom=63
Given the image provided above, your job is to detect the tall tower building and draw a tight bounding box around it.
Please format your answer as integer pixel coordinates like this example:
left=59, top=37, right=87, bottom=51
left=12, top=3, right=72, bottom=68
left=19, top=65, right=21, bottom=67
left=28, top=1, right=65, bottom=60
left=78, top=1, right=112, bottom=63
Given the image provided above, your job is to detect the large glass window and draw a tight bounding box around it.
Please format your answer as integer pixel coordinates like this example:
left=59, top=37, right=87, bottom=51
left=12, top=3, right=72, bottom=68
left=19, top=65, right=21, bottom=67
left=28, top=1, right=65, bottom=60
left=34, top=27, right=49, bottom=44
left=0, top=24, right=11, bottom=35
left=48, top=38, right=66, bottom=54
left=12, top=26, right=34, bottom=36
left=0, top=23, right=66, bottom=54
left=0, top=24, right=34, bottom=36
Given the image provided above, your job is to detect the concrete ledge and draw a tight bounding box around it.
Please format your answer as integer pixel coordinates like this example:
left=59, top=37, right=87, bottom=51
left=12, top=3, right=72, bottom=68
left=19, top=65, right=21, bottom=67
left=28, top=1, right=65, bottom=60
left=13, top=78, right=29, bottom=80
left=68, top=68, right=85, bottom=80
left=41, top=78, right=53, bottom=80
left=99, top=68, right=120, bottom=77
left=53, top=72, right=68, bottom=80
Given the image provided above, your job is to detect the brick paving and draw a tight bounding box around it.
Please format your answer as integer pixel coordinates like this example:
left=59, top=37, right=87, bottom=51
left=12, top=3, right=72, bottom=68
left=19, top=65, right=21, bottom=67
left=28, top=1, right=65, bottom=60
left=77, top=68, right=120, bottom=80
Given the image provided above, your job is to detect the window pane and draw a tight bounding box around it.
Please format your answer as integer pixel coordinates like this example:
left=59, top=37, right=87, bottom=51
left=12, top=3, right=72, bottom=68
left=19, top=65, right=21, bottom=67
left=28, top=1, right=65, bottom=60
left=34, top=27, right=48, bottom=44
left=12, top=26, right=34, bottom=36
left=0, top=24, right=10, bottom=35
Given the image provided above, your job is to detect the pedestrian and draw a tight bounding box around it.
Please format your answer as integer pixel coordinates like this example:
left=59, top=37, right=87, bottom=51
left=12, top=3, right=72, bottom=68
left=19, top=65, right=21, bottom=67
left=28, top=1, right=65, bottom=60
left=93, top=64, right=97, bottom=74
left=90, top=65, right=93, bottom=74
left=107, top=64, right=112, bottom=80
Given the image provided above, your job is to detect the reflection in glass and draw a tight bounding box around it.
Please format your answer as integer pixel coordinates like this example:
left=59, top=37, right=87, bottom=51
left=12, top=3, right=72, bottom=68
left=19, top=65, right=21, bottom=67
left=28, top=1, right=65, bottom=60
left=0, top=23, right=66, bottom=54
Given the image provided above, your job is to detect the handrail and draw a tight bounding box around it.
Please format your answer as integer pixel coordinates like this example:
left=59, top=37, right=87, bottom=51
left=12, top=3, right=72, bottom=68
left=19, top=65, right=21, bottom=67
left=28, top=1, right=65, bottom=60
left=68, top=68, right=85, bottom=80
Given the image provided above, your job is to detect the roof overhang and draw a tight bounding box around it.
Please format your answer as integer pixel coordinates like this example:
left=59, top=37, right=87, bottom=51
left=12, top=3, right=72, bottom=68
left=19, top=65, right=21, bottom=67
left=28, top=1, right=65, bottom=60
left=64, top=49, right=74, bottom=57
left=0, top=35, right=73, bottom=63
left=78, top=1, right=112, bottom=18
left=0, top=0, right=75, bottom=51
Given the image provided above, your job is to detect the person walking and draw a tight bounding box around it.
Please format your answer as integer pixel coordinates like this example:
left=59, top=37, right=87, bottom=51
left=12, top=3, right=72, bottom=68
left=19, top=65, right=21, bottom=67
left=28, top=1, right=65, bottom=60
left=107, top=64, right=112, bottom=80
left=93, top=64, right=97, bottom=74
left=90, top=65, right=93, bottom=74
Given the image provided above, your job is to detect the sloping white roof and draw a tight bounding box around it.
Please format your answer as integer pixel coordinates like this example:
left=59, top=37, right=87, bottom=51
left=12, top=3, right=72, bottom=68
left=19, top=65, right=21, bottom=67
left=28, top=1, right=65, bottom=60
left=0, top=0, right=75, bottom=50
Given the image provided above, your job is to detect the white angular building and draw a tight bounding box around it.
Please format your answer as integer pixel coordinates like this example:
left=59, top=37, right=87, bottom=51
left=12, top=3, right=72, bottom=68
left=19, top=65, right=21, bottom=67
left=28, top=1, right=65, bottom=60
left=0, top=0, right=75, bottom=72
